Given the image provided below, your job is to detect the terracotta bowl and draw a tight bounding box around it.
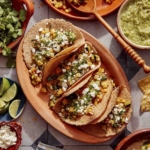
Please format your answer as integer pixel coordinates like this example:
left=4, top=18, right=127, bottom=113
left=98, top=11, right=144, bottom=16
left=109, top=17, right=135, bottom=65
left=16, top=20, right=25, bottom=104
left=115, top=128, right=150, bottom=150
left=0, top=0, right=34, bottom=53
left=0, top=122, right=22, bottom=150
left=117, top=0, right=150, bottom=50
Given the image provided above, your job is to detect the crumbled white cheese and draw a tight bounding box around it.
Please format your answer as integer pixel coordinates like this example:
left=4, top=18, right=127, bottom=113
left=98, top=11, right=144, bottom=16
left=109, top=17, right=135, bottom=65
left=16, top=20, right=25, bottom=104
left=109, top=114, right=113, bottom=119
left=31, top=48, right=36, bottom=53
left=124, top=117, right=129, bottom=123
left=90, top=64, right=95, bottom=69
left=0, top=125, right=17, bottom=149
left=84, top=43, right=88, bottom=48
left=92, top=83, right=100, bottom=90
left=62, top=69, right=66, bottom=73
left=50, top=94, right=54, bottom=100
left=90, top=91, right=96, bottom=98
left=35, top=35, right=39, bottom=41
left=115, top=116, right=121, bottom=123
left=82, top=53, right=88, bottom=57
left=78, top=64, right=89, bottom=70
left=82, top=88, right=89, bottom=95
left=39, top=27, right=43, bottom=32
left=80, top=99, right=85, bottom=105
left=67, top=62, right=71, bottom=66
left=62, top=82, right=68, bottom=91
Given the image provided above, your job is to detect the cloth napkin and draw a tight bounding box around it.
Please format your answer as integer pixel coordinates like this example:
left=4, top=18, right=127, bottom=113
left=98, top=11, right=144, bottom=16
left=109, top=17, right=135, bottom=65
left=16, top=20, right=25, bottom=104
left=36, top=142, right=63, bottom=150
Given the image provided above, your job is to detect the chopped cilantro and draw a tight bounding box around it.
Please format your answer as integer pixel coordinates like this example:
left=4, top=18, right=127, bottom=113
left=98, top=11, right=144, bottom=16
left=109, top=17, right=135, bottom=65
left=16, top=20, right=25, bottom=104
left=0, top=0, right=26, bottom=68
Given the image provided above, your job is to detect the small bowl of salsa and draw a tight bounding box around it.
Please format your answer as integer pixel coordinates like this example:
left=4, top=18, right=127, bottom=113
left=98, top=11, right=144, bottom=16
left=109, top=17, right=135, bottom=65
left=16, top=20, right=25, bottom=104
left=117, top=0, right=150, bottom=50
left=115, top=128, right=150, bottom=150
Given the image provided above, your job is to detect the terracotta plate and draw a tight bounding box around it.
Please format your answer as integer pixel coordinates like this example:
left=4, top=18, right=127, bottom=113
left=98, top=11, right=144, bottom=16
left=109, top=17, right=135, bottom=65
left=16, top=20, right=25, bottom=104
left=16, top=28, right=129, bottom=143
left=42, top=0, right=125, bottom=20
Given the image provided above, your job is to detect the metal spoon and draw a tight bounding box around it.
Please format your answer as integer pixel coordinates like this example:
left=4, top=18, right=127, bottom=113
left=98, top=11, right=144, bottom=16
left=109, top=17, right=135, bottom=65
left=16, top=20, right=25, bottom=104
left=67, top=0, right=150, bottom=73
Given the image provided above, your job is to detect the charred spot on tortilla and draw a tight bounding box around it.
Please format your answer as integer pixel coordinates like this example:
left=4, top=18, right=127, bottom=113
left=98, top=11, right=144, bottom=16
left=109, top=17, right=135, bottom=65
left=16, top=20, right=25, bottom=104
left=22, top=18, right=85, bottom=86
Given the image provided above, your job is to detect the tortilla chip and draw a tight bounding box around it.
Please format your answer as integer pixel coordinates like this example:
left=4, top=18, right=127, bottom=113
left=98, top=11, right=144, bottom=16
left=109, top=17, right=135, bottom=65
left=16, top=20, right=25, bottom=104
left=78, top=86, right=132, bottom=137
left=138, top=76, right=150, bottom=94
left=138, top=76, right=150, bottom=112
left=140, top=93, right=150, bottom=112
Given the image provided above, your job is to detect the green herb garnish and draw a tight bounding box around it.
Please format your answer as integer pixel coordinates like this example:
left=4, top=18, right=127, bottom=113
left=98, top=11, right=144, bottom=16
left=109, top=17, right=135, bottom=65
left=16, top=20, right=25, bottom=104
left=0, top=0, right=26, bottom=68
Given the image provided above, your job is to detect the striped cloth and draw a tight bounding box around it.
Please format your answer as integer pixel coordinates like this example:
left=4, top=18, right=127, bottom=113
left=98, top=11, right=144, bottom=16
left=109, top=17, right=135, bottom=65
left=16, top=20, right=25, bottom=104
left=36, top=142, right=63, bottom=150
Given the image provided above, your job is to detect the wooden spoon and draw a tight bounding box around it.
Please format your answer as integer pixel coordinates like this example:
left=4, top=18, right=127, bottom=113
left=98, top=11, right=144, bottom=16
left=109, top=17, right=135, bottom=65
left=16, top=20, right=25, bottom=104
left=67, top=0, right=150, bottom=73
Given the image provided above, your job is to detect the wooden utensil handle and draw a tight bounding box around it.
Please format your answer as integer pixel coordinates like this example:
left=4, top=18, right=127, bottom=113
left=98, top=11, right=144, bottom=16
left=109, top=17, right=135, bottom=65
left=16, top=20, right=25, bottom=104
left=17, top=0, right=34, bottom=27
left=116, top=36, right=150, bottom=73
left=94, top=12, right=150, bottom=73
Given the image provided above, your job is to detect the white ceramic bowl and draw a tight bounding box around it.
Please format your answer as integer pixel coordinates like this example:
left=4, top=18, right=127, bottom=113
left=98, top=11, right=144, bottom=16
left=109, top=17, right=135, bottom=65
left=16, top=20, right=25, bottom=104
left=117, top=0, right=150, bottom=50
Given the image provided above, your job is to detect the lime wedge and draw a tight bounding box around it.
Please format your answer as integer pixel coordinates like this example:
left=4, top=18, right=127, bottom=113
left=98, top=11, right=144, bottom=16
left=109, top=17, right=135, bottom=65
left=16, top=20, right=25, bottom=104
left=9, top=99, right=20, bottom=118
left=0, top=77, right=10, bottom=96
left=0, top=102, right=10, bottom=114
left=0, top=99, right=6, bottom=108
left=1, top=83, right=17, bottom=102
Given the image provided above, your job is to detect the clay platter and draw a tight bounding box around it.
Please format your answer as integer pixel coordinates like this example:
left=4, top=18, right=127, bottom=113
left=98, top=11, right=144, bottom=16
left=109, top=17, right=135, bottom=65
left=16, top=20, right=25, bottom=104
left=16, top=28, right=129, bottom=143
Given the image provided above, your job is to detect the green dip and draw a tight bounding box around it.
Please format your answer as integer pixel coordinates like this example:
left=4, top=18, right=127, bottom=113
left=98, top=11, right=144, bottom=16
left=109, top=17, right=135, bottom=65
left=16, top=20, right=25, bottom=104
left=120, top=0, right=150, bottom=46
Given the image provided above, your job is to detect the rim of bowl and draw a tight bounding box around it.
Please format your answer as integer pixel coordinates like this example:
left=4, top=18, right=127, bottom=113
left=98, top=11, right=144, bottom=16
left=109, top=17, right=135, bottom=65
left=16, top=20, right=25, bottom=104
left=0, top=122, right=22, bottom=150
left=115, top=128, right=150, bottom=150
left=117, top=0, right=150, bottom=50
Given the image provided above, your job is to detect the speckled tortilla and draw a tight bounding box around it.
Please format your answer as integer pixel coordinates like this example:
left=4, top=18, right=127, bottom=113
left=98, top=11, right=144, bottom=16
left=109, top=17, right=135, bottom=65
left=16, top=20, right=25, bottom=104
left=91, top=86, right=120, bottom=124
left=54, top=79, right=113, bottom=126
left=23, top=18, right=85, bottom=69
left=78, top=86, right=132, bottom=137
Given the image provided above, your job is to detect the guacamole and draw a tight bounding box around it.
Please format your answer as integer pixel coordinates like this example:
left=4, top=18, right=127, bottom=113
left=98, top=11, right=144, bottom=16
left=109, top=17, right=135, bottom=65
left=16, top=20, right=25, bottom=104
left=120, top=0, right=150, bottom=46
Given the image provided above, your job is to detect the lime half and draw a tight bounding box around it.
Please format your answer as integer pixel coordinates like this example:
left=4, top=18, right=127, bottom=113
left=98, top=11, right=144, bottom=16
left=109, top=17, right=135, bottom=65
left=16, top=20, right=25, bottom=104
left=9, top=99, right=20, bottom=118
left=0, top=102, right=10, bottom=114
left=0, top=77, right=10, bottom=96
left=1, top=83, right=17, bottom=102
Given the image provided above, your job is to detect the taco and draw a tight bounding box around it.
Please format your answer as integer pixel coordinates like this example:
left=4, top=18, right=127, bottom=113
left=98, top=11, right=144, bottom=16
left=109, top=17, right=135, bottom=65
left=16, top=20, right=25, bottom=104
left=91, top=86, right=120, bottom=124
left=53, top=68, right=114, bottom=126
left=23, top=18, right=85, bottom=86
left=43, top=41, right=101, bottom=99
left=78, top=86, right=132, bottom=137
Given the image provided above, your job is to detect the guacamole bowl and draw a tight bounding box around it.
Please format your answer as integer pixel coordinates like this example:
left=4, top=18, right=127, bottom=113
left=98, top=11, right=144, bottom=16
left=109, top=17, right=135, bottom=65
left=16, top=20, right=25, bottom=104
left=117, top=0, right=150, bottom=50
left=0, top=0, right=34, bottom=53
left=115, top=128, right=150, bottom=150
